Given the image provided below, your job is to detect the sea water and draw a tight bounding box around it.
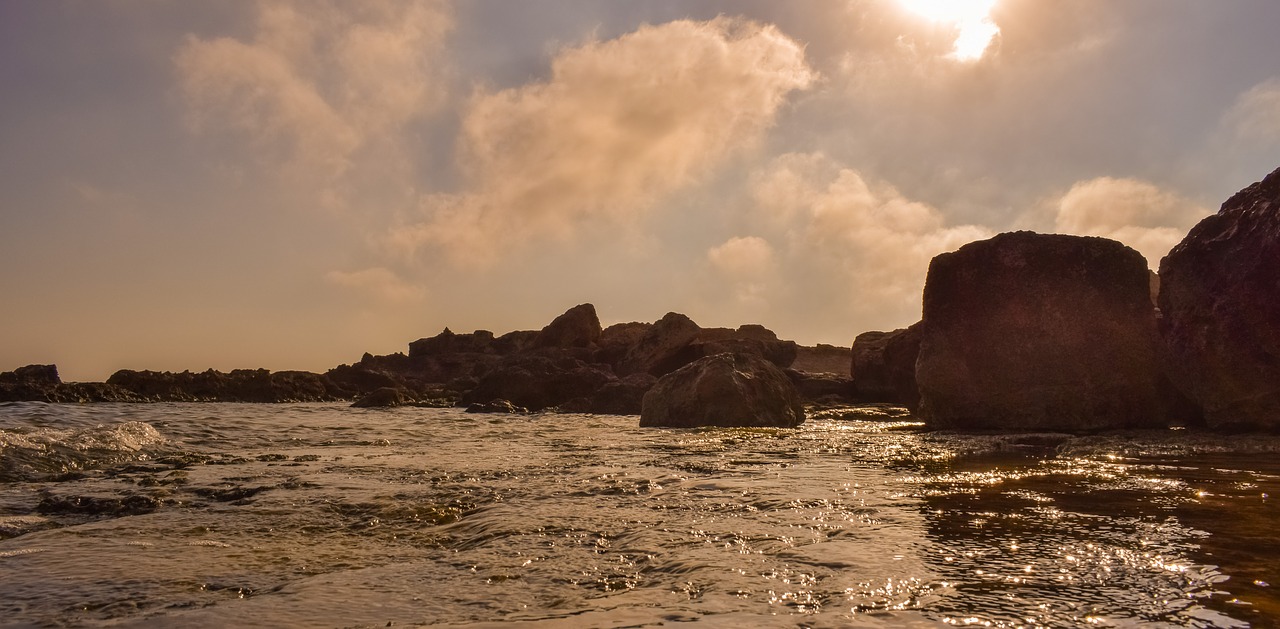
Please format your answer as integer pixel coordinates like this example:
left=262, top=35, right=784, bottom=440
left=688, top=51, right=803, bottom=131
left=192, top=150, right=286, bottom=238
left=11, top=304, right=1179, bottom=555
left=0, top=402, right=1277, bottom=628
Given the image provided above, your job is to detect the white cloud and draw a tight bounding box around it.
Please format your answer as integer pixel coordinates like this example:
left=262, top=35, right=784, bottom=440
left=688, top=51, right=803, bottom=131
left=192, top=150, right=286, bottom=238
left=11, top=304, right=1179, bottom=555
left=174, top=0, right=451, bottom=191
left=1223, top=77, right=1280, bottom=146
left=325, top=267, right=425, bottom=304
left=392, top=17, right=815, bottom=267
left=1053, top=177, right=1207, bottom=266
left=707, top=236, right=778, bottom=304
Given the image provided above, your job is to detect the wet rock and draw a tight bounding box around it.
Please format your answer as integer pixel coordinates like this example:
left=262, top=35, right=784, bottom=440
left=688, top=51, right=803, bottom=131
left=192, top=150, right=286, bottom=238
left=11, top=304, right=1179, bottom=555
left=36, top=494, right=161, bottom=516
left=532, top=303, right=602, bottom=349
left=640, top=352, right=805, bottom=428
left=1159, top=166, right=1280, bottom=431
left=851, top=323, right=922, bottom=409
left=916, top=231, right=1165, bottom=432
left=786, top=370, right=854, bottom=403
left=461, top=355, right=615, bottom=412
left=617, top=312, right=703, bottom=377
left=351, top=387, right=416, bottom=408
left=465, top=399, right=528, bottom=414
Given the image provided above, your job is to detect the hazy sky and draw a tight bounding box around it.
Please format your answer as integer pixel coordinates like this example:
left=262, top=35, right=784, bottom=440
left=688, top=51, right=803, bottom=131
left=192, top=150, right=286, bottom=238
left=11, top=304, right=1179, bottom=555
left=3, top=1, right=1280, bottom=381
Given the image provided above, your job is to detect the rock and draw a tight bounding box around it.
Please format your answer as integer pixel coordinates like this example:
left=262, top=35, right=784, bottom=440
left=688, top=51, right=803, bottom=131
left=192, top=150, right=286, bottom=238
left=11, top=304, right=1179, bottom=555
left=640, top=353, right=806, bottom=428
left=617, top=312, right=702, bottom=377
left=595, top=322, right=653, bottom=365
left=324, top=364, right=403, bottom=397
left=590, top=373, right=658, bottom=415
left=351, top=387, right=416, bottom=408
left=461, top=355, right=615, bottom=411
left=786, top=370, right=854, bottom=403
left=0, top=364, right=60, bottom=386
left=691, top=337, right=798, bottom=370
left=1159, top=166, right=1280, bottom=431
left=532, top=303, right=602, bottom=349
left=465, top=399, right=527, bottom=414
left=408, top=328, right=496, bottom=357
left=106, top=368, right=341, bottom=403
left=851, top=323, right=922, bottom=409
left=916, top=231, right=1165, bottom=432
left=791, top=344, right=853, bottom=375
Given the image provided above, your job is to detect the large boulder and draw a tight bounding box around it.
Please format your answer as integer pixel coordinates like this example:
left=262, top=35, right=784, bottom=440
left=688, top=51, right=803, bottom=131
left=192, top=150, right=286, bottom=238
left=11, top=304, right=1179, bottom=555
left=589, top=373, right=658, bottom=415
left=851, top=323, right=922, bottom=409
left=1159, top=166, right=1280, bottom=431
left=640, top=353, right=805, bottom=428
left=916, top=231, right=1165, bottom=432
left=532, top=303, right=602, bottom=349
left=617, top=312, right=702, bottom=377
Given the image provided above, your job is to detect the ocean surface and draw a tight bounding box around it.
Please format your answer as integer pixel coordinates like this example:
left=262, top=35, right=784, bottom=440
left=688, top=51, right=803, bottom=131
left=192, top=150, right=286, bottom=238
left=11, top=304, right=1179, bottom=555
left=1, top=402, right=1278, bottom=628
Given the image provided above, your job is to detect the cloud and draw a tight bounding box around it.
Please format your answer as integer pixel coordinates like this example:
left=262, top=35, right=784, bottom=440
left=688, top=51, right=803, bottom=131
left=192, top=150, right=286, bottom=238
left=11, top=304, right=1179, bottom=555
left=392, top=17, right=815, bottom=267
left=175, top=0, right=451, bottom=190
left=731, top=152, right=991, bottom=331
left=325, top=267, right=425, bottom=304
left=1053, top=177, right=1208, bottom=266
left=707, top=236, right=777, bottom=304
left=1223, top=77, right=1280, bottom=146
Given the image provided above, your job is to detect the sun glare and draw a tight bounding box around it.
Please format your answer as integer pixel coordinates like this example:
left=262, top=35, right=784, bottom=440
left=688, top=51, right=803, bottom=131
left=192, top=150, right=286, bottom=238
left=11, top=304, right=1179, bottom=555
left=898, top=0, right=1000, bottom=61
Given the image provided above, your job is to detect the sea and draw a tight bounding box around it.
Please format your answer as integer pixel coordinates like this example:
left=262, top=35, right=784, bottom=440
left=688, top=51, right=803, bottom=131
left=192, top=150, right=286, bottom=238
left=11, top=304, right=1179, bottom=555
left=1, top=402, right=1278, bottom=628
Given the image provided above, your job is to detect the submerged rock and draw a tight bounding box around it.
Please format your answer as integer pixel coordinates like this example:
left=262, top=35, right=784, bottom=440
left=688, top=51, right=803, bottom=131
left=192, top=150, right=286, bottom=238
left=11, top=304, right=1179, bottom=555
left=640, top=353, right=805, bottom=428
left=1159, top=166, right=1280, bottom=431
left=465, top=399, right=527, bottom=414
left=916, top=231, right=1165, bottom=432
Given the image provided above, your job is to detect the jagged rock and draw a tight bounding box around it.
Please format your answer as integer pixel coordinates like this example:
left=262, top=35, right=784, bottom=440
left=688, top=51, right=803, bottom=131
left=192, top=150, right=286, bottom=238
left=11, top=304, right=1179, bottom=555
left=107, top=368, right=340, bottom=403
left=351, top=387, right=415, bottom=408
left=532, top=303, right=602, bottom=349
left=465, top=399, right=527, bottom=414
left=1159, top=166, right=1280, bottom=431
left=461, top=355, right=615, bottom=412
left=0, top=364, right=60, bottom=386
left=323, top=364, right=403, bottom=397
left=408, top=328, right=496, bottom=357
left=792, top=344, right=853, bottom=375
left=640, top=353, right=805, bottom=428
left=851, top=323, right=922, bottom=409
left=617, top=313, right=703, bottom=377
left=916, top=232, right=1165, bottom=432
left=786, top=370, right=854, bottom=403
left=0, top=364, right=144, bottom=403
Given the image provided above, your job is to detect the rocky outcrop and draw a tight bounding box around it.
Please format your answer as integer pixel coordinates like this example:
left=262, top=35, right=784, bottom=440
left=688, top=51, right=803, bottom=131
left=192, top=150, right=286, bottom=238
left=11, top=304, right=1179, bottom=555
left=617, top=312, right=703, bottom=377
left=460, top=355, right=615, bottom=412
left=916, top=232, right=1165, bottom=432
left=851, top=323, right=922, bottom=409
left=1159, top=166, right=1280, bottom=431
left=588, top=373, right=658, bottom=415
left=532, top=303, right=602, bottom=349
left=106, top=368, right=340, bottom=403
left=351, top=387, right=416, bottom=408
left=0, top=364, right=142, bottom=403
left=640, top=353, right=806, bottom=428
left=786, top=370, right=854, bottom=404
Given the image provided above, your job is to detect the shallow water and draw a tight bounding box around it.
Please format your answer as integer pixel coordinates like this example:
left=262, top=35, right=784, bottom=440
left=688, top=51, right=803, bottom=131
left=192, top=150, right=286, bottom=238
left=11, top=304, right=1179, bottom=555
left=0, top=402, right=1277, bottom=628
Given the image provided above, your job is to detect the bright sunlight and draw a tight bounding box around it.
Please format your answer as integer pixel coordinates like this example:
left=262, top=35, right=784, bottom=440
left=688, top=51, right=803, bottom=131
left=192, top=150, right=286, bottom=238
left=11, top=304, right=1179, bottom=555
left=898, top=0, right=1000, bottom=61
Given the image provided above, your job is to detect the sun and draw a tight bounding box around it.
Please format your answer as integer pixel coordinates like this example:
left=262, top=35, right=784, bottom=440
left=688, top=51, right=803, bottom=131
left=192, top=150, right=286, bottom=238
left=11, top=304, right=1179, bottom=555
left=898, top=0, right=1000, bottom=61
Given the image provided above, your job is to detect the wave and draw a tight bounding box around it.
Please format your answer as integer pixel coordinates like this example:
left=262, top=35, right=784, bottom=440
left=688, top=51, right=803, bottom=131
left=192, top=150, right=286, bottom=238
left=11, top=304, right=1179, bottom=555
left=0, top=421, right=167, bottom=482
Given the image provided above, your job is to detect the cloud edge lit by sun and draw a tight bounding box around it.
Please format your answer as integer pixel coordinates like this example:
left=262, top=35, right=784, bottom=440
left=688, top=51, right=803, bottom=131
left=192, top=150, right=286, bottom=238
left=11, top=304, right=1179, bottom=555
left=898, top=0, right=1000, bottom=61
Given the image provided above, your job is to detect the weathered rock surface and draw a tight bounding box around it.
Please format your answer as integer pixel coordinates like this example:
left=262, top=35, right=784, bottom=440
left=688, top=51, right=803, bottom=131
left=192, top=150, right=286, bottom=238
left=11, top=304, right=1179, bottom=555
left=851, top=323, right=922, bottom=409
left=0, top=364, right=142, bottom=403
left=916, top=231, right=1165, bottom=432
left=786, top=370, right=854, bottom=404
left=617, top=312, right=703, bottom=377
left=640, top=353, right=805, bottom=428
left=532, top=303, right=602, bottom=349
left=351, top=387, right=416, bottom=408
left=589, top=373, right=658, bottom=415
left=1159, top=166, right=1280, bottom=431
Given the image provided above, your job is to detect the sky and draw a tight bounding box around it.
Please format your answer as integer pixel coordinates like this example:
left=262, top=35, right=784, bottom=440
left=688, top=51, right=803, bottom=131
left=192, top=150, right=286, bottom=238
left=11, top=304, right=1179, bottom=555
left=3, top=1, right=1280, bottom=382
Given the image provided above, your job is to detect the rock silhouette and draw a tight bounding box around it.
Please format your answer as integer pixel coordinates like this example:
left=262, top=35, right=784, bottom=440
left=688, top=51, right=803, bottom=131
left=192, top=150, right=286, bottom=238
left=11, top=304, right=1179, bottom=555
left=1159, top=166, right=1280, bottom=431
left=851, top=323, right=921, bottom=409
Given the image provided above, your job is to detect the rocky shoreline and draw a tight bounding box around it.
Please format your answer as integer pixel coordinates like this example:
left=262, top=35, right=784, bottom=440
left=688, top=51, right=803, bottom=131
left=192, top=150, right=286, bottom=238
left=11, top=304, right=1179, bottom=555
left=4, top=165, right=1278, bottom=433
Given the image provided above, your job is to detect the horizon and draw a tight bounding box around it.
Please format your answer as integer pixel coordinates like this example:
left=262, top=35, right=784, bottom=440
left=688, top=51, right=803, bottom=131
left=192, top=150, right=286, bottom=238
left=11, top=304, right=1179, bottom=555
left=4, top=1, right=1280, bottom=382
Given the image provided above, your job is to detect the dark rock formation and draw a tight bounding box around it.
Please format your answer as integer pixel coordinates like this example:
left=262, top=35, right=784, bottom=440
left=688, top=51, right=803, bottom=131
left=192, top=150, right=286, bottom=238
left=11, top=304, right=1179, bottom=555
left=640, top=353, right=805, bottom=428
left=589, top=373, right=658, bottom=415
left=786, top=370, right=854, bottom=404
left=1159, top=166, right=1280, bottom=431
left=916, top=231, right=1165, bottom=432
left=532, top=303, right=602, bottom=349
left=351, top=387, right=416, bottom=408
left=408, top=328, right=495, bottom=357
left=106, top=368, right=339, bottom=403
left=595, top=322, right=653, bottom=366
left=461, top=355, right=615, bottom=412
left=0, top=364, right=142, bottom=403
left=792, top=344, right=853, bottom=375
left=851, top=323, right=922, bottom=409
left=617, top=312, right=703, bottom=377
